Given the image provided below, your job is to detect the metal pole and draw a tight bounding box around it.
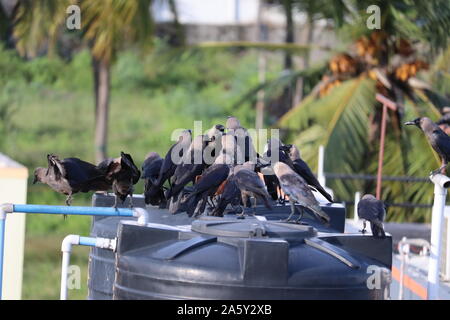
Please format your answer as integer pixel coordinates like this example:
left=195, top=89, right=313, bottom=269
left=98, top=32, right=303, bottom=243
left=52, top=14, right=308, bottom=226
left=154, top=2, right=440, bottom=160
left=318, top=145, right=326, bottom=187
left=427, top=174, right=450, bottom=299
left=374, top=94, right=397, bottom=200
left=376, top=104, right=388, bottom=200
left=398, top=237, right=409, bottom=300
left=12, top=204, right=133, bottom=217
left=353, top=192, right=360, bottom=222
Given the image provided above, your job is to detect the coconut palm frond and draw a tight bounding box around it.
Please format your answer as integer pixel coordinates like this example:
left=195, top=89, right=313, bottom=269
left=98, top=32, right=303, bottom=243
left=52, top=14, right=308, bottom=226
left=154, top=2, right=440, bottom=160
left=278, top=77, right=376, bottom=201
left=232, top=63, right=327, bottom=110
left=13, top=0, right=71, bottom=57
left=278, top=77, right=367, bottom=134
left=81, top=0, right=153, bottom=63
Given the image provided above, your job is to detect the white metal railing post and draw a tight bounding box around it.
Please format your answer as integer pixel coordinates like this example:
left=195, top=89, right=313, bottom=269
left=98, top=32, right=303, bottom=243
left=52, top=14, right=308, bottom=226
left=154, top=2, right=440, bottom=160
left=427, top=173, right=450, bottom=299
left=318, top=145, right=326, bottom=187
left=398, top=237, right=409, bottom=300
left=354, top=192, right=361, bottom=223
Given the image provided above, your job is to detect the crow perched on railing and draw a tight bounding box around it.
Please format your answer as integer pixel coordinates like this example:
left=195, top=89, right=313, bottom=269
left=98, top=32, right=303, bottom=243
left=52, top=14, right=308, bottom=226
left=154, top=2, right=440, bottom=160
left=405, top=117, right=450, bottom=175
left=33, top=154, right=111, bottom=217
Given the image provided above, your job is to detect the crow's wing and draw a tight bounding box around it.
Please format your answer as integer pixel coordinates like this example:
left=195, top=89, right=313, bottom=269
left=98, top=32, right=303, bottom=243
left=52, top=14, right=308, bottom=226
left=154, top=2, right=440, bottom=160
left=47, top=154, right=66, bottom=180
left=120, top=152, right=141, bottom=183
left=278, top=173, right=318, bottom=208
left=142, top=157, right=163, bottom=183
left=263, top=174, right=280, bottom=201
left=357, top=198, right=385, bottom=222
left=430, top=129, right=450, bottom=162
left=193, top=164, right=229, bottom=195
left=61, top=158, right=98, bottom=183
left=293, top=159, right=333, bottom=202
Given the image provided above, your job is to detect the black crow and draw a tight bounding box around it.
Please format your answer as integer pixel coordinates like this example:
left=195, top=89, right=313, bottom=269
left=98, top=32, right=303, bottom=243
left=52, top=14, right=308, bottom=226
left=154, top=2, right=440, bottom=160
left=203, top=124, right=225, bottom=165
left=166, top=126, right=225, bottom=214
left=260, top=138, right=293, bottom=203
left=210, top=174, right=241, bottom=217
left=142, top=152, right=165, bottom=206
left=165, top=134, right=209, bottom=209
left=288, top=144, right=333, bottom=203
left=357, top=194, right=386, bottom=238
left=405, top=117, right=450, bottom=174
left=156, top=129, right=192, bottom=188
left=181, top=153, right=232, bottom=217
left=233, top=163, right=272, bottom=215
left=97, top=151, right=141, bottom=208
left=145, top=129, right=192, bottom=206
left=33, top=154, right=110, bottom=216
left=273, top=162, right=330, bottom=225
left=226, top=116, right=259, bottom=164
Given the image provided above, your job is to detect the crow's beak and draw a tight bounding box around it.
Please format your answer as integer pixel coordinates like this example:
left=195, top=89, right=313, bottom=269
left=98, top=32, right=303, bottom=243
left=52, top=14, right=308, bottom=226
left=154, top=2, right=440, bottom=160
left=404, top=121, right=415, bottom=126
left=32, top=176, right=38, bottom=184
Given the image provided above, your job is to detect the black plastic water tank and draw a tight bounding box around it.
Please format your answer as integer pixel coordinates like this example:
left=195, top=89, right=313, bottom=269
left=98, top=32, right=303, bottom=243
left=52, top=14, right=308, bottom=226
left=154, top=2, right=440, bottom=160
left=113, top=217, right=392, bottom=300
left=88, top=194, right=348, bottom=299
left=88, top=193, right=194, bottom=299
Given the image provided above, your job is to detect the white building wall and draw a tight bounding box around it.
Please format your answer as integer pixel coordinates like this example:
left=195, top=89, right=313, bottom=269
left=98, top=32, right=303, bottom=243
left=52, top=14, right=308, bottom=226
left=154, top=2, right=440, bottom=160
left=0, top=154, right=28, bottom=300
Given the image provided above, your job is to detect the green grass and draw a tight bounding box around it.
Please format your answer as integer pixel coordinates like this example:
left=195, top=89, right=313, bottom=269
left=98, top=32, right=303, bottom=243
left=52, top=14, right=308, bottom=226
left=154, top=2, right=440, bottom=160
left=23, top=235, right=90, bottom=300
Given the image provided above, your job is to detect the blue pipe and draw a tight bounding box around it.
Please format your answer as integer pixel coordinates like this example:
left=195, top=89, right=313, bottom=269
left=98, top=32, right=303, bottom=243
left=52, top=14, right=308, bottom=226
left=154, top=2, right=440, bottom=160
left=0, top=204, right=136, bottom=300
left=12, top=204, right=133, bottom=217
left=0, top=217, right=5, bottom=300
left=79, top=237, right=97, bottom=247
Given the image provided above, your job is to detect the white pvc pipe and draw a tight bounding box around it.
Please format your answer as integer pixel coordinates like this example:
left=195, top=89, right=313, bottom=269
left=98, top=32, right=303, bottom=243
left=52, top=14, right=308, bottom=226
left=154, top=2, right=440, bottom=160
left=353, top=192, right=361, bottom=223
left=60, top=235, right=116, bottom=300
left=60, top=235, right=79, bottom=300
left=317, top=145, right=326, bottom=187
left=427, top=173, right=450, bottom=300
left=133, top=208, right=149, bottom=225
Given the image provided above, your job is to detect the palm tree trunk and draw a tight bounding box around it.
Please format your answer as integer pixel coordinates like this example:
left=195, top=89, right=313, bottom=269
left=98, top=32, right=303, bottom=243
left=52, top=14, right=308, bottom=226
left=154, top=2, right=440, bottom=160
left=168, top=0, right=185, bottom=46
left=277, top=0, right=295, bottom=116
left=283, top=0, right=294, bottom=70
left=292, top=15, right=314, bottom=108
left=93, top=57, right=110, bottom=163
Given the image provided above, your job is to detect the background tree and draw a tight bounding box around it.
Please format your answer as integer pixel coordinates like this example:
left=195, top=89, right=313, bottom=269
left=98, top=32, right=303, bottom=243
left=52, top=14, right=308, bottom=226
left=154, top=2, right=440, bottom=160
left=12, top=0, right=154, bottom=162
left=238, top=0, right=450, bottom=221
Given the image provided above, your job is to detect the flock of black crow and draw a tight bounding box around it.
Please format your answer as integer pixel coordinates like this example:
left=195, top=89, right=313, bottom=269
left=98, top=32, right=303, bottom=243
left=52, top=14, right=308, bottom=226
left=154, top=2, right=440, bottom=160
left=33, top=116, right=335, bottom=226
left=32, top=115, right=450, bottom=236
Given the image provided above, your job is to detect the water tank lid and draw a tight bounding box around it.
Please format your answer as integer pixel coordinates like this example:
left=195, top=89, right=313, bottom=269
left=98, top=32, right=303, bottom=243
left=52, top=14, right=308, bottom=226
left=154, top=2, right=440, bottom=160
left=191, top=218, right=316, bottom=239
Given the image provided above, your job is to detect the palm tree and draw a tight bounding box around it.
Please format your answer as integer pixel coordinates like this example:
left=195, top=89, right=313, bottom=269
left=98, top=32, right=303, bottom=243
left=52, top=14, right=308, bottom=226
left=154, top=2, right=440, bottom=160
left=12, top=0, right=154, bottom=162
left=240, top=0, right=450, bottom=222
